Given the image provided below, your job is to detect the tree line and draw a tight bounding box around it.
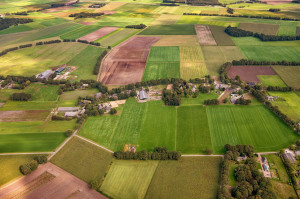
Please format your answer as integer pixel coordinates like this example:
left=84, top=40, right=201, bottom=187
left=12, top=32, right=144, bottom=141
left=19, top=155, right=47, bottom=175
left=183, top=12, right=299, bottom=21
left=114, top=147, right=181, bottom=160
left=225, top=26, right=300, bottom=41
left=204, top=99, right=219, bottom=105
left=10, top=93, right=32, bottom=101
left=0, top=17, right=33, bottom=31
left=125, top=24, right=147, bottom=29
left=69, top=12, right=104, bottom=19
left=93, top=50, right=108, bottom=75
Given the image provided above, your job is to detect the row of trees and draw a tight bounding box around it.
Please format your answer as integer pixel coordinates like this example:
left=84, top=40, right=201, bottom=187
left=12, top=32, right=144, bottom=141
left=0, top=17, right=33, bottom=31
left=183, top=12, right=299, bottom=21
left=69, top=12, right=104, bottom=19
left=225, top=26, right=300, bottom=41
left=204, top=99, right=219, bottom=105
left=114, top=147, right=181, bottom=160
left=235, top=97, right=251, bottom=105
left=10, top=93, right=32, bottom=101
left=19, top=155, right=47, bottom=175
left=232, top=59, right=300, bottom=66
left=280, top=151, right=297, bottom=188
left=125, top=24, right=147, bottom=29
left=162, top=89, right=181, bottom=106
left=269, top=8, right=280, bottom=12
left=93, top=50, right=107, bottom=74
left=267, top=86, right=295, bottom=92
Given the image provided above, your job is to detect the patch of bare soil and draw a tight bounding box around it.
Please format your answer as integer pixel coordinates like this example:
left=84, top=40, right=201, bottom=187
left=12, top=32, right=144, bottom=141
left=195, top=25, right=217, bottom=46
left=0, top=110, right=49, bottom=122
left=0, top=163, right=105, bottom=199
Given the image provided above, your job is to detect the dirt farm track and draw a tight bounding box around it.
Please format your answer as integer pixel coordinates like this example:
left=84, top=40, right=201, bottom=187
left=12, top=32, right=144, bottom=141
left=0, top=163, right=105, bottom=199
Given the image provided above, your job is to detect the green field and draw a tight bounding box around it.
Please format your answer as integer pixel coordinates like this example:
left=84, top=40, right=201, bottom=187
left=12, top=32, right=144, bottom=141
left=209, top=25, right=235, bottom=46
left=60, top=25, right=102, bottom=40
left=100, top=160, right=158, bottom=199
left=59, top=89, right=99, bottom=101
left=147, top=46, right=180, bottom=62
left=238, top=23, right=279, bottom=35
left=232, top=36, right=300, bottom=47
left=0, top=155, right=37, bottom=186
left=51, top=136, right=113, bottom=183
left=277, top=21, right=297, bottom=36
left=0, top=133, right=66, bottom=153
left=0, top=43, right=87, bottom=77
left=206, top=105, right=299, bottom=154
left=145, top=157, right=222, bottom=199
left=268, top=92, right=300, bottom=122
left=139, top=24, right=196, bottom=35
left=181, top=92, right=219, bottom=105
left=176, top=106, right=212, bottom=154
left=0, top=101, right=57, bottom=111
left=257, top=75, right=286, bottom=87
left=272, top=66, right=300, bottom=88
left=143, top=62, right=180, bottom=81
left=97, top=28, right=138, bottom=47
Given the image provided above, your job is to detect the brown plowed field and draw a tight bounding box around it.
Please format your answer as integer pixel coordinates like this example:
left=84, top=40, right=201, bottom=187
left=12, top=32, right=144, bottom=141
left=228, top=66, right=277, bottom=82
left=0, top=163, right=105, bottom=199
left=99, top=36, right=160, bottom=85
left=0, top=110, right=49, bottom=122
left=79, top=27, right=119, bottom=42
left=260, top=0, right=292, bottom=4
left=195, top=25, right=217, bottom=46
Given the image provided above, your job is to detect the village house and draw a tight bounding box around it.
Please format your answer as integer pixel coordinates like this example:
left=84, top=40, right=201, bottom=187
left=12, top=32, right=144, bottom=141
left=98, top=103, right=111, bottom=112
left=82, top=84, right=89, bottom=88
left=64, top=112, right=77, bottom=117
left=262, top=164, right=269, bottom=172
left=215, top=83, right=229, bottom=90
left=283, top=152, right=296, bottom=164
left=230, top=94, right=242, bottom=104
left=267, top=96, right=278, bottom=101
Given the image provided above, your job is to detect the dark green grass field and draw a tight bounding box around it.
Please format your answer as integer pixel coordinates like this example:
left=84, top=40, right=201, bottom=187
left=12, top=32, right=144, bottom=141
left=206, top=105, right=299, bottom=154
left=176, top=106, right=212, bottom=154
left=145, top=157, right=222, bottom=199
left=181, top=92, right=219, bottom=105
left=147, top=46, right=180, bottom=62
left=209, top=25, right=235, bottom=46
left=60, top=25, right=102, bottom=40
left=0, top=133, right=66, bottom=153
left=139, top=24, right=196, bottom=35
left=143, top=62, right=180, bottom=81
left=51, top=136, right=113, bottom=183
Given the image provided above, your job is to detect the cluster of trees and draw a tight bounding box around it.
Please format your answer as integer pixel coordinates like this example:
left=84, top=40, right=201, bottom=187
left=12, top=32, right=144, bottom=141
left=225, top=26, right=300, bottom=41
left=0, top=47, right=18, bottom=57
left=232, top=59, right=300, bottom=66
left=0, top=17, right=33, bottom=31
left=9, top=11, right=29, bottom=15
left=162, top=89, right=181, bottom=106
left=235, top=97, right=251, bottom=105
left=183, top=12, right=299, bottom=21
left=69, top=12, right=104, bottom=19
left=160, top=3, right=179, bottom=6
left=227, top=7, right=234, bottom=14
left=0, top=75, right=37, bottom=89
left=224, top=144, right=255, bottom=159
left=36, top=39, right=61, bottom=45
left=10, top=93, right=32, bottom=101
left=267, top=86, right=295, bottom=92
left=186, top=0, right=222, bottom=6
left=204, top=99, right=219, bottom=105
left=269, top=8, right=280, bottom=12
left=125, top=24, right=147, bottom=29
left=56, top=79, right=108, bottom=93
left=51, top=3, right=65, bottom=8
left=114, top=147, right=181, bottom=160
left=77, top=39, right=101, bottom=46
left=93, top=50, right=107, bottom=75
left=19, top=156, right=47, bottom=175
left=88, top=3, right=106, bottom=8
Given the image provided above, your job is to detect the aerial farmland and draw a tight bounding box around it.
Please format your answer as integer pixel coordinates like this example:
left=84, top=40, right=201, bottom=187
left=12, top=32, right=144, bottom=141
left=0, top=0, right=300, bottom=198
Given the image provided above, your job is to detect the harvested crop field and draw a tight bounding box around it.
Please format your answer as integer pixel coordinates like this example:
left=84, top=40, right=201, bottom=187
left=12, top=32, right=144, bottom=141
left=239, top=23, right=279, bottom=35
left=150, top=14, right=181, bottom=26
left=139, top=24, right=196, bottom=35
left=152, top=35, right=199, bottom=46
left=79, top=27, right=119, bottom=42
left=209, top=25, right=235, bottom=46
left=99, top=36, right=160, bottom=85
left=260, top=0, right=293, bottom=4
left=195, top=25, right=217, bottom=45
left=228, top=66, right=277, bottom=82
left=0, top=163, right=105, bottom=199
left=272, top=66, right=300, bottom=88
left=0, top=110, right=49, bottom=122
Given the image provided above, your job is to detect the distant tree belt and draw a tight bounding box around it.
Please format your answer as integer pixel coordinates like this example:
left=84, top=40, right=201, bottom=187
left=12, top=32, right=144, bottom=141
left=114, top=147, right=182, bottom=160
left=204, top=99, right=219, bottom=105
left=51, top=3, right=65, bottom=8
left=93, top=50, right=108, bottom=75
left=10, top=93, right=32, bottom=101
left=183, top=13, right=300, bottom=21
left=125, top=24, right=147, bottom=29
left=69, top=12, right=104, bottom=18
left=225, top=26, right=300, bottom=41
left=159, top=3, right=179, bottom=6
left=0, top=18, right=33, bottom=31
left=269, top=8, right=280, bottom=12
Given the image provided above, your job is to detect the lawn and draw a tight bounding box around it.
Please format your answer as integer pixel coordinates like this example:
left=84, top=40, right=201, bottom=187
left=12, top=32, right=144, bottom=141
left=51, top=136, right=113, bottom=183
left=100, top=160, right=158, bottom=199
left=0, top=43, right=87, bottom=77
left=181, top=92, right=219, bottom=105
left=229, top=163, right=238, bottom=186
left=0, top=155, right=36, bottom=186
left=277, top=21, right=297, bottom=36
left=142, top=62, right=180, bottom=81
left=67, top=46, right=105, bottom=80
left=176, top=106, right=212, bottom=154
left=272, top=66, right=300, bottom=88
left=147, top=46, right=180, bottom=62
left=206, top=105, right=299, bottom=154
left=145, top=157, right=222, bottom=199
left=268, top=91, right=300, bottom=122
left=139, top=24, right=196, bottom=35
left=0, top=133, right=66, bottom=153
left=59, top=89, right=99, bottom=101
left=257, top=75, right=286, bottom=87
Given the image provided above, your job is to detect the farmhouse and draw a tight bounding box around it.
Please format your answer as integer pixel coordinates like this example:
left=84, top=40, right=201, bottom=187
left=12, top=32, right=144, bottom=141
left=95, top=92, right=103, bottom=99
left=36, top=70, right=53, bottom=80
left=58, top=107, right=79, bottom=112
left=139, top=90, right=148, bottom=100
left=99, top=103, right=111, bottom=112
left=215, top=83, right=229, bottom=90
left=262, top=164, right=269, bottom=171
left=262, top=157, right=267, bottom=163
left=267, top=96, right=278, bottom=101
left=230, top=94, right=242, bottom=104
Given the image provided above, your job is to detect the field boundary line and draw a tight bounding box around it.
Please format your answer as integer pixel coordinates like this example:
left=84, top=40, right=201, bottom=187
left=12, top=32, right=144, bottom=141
left=182, top=154, right=224, bottom=157
left=0, top=152, right=53, bottom=156
left=75, top=135, right=114, bottom=153
left=175, top=107, right=178, bottom=150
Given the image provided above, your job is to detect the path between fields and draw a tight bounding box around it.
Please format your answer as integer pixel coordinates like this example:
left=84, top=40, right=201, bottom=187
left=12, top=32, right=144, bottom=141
left=182, top=154, right=224, bottom=157
left=0, top=152, right=53, bottom=156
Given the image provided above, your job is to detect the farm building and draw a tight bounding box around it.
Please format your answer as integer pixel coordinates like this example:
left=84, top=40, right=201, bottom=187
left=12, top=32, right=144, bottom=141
left=95, top=92, right=103, bottom=99
left=267, top=96, right=278, bottom=101
left=139, top=91, right=148, bottom=100
left=230, top=94, right=242, bottom=104
left=215, top=83, right=229, bottom=90
left=283, top=153, right=296, bottom=164
left=36, top=70, right=53, bottom=80
left=57, top=107, right=79, bottom=112
left=82, top=84, right=89, bottom=88
left=99, top=103, right=111, bottom=112
left=55, top=67, right=65, bottom=74
left=64, top=112, right=77, bottom=117
left=262, top=157, right=267, bottom=163
left=262, top=164, right=269, bottom=171
left=296, top=151, right=300, bottom=156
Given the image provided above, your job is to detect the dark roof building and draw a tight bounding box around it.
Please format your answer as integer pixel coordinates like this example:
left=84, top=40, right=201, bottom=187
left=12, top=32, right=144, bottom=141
left=56, top=67, right=65, bottom=74
left=283, top=153, right=296, bottom=164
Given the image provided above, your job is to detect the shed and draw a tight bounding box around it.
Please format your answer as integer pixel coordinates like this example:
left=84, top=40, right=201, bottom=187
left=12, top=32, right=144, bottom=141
left=262, top=157, right=267, bottom=163
left=58, top=107, right=79, bottom=112
left=55, top=67, right=65, bottom=74
left=139, top=90, right=148, bottom=100
left=262, top=164, right=269, bottom=171
left=64, top=112, right=77, bottom=117
left=37, top=70, right=53, bottom=80
left=283, top=153, right=296, bottom=164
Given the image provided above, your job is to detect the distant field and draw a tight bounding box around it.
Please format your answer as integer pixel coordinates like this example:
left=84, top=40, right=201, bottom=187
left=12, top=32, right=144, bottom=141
left=147, top=46, right=180, bottom=62
left=145, top=157, right=221, bottom=199
left=181, top=92, right=219, bottom=105
left=51, top=136, right=113, bottom=183
left=97, top=28, right=138, bottom=47
left=153, top=35, right=198, bottom=46
left=0, top=133, right=65, bottom=153
left=0, top=155, right=36, bottom=186
left=0, top=101, right=57, bottom=111
left=139, top=24, right=196, bottom=35
left=277, top=21, right=297, bottom=36
left=151, top=14, right=181, bottom=25
left=258, top=75, right=286, bottom=87
left=238, top=23, right=279, bottom=35
left=59, top=89, right=99, bottom=101
left=176, top=106, right=212, bottom=154
left=268, top=92, right=300, bottom=122
left=232, top=36, right=300, bottom=47
left=207, top=105, right=299, bottom=154
left=60, top=25, right=102, bottom=40
left=0, top=43, right=87, bottom=77
left=209, top=25, right=235, bottom=46
left=272, top=66, right=300, bottom=88
left=143, top=62, right=180, bottom=81
left=100, top=160, right=158, bottom=199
